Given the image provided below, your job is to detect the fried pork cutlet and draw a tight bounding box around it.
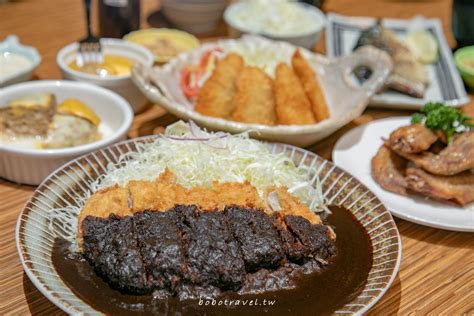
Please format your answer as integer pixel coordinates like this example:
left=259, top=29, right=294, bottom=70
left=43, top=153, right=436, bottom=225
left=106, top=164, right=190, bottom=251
left=81, top=205, right=336, bottom=298
left=231, top=66, right=277, bottom=125
left=291, top=49, right=330, bottom=122
left=226, top=206, right=285, bottom=271
left=265, top=186, right=321, bottom=224
left=79, top=185, right=131, bottom=226
left=406, top=165, right=474, bottom=206
left=396, top=130, right=474, bottom=176
left=274, top=63, right=316, bottom=125
left=79, top=170, right=322, bottom=241
left=195, top=53, right=244, bottom=119
left=371, top=145, right=408, bottom=195
left=388, top=123, right=439, bottom=155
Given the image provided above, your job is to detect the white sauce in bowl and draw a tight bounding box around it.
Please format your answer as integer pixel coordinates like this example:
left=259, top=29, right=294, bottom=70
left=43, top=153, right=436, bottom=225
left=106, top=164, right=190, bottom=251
left=228, top=0, right=323, bottom=36
left=0, top=123, right=113, bottom=150
left=0, top=52, right=32, bottom=79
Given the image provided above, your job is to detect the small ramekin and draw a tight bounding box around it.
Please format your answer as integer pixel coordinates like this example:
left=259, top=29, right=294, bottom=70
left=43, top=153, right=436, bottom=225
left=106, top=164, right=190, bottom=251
left=57, top=38, right=154, bottom=113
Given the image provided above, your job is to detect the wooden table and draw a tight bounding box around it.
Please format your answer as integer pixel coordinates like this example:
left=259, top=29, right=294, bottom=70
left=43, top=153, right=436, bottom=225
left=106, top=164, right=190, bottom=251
left=0, top=0, right=473, bottom=315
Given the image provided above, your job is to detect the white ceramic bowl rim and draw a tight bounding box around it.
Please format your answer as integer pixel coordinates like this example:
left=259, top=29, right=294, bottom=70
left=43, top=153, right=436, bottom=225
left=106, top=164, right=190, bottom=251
left=224, top=2, right=326, bottom=38
left=0, top=35, right=42, bottom=85
left=0, top=80, right=133, bottom=157
left=56, top=38, right=154, bottom=82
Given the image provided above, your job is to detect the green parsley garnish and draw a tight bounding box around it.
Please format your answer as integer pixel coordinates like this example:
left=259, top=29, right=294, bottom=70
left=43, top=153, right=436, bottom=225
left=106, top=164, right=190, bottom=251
left=411, top=102, right=473, bottom=143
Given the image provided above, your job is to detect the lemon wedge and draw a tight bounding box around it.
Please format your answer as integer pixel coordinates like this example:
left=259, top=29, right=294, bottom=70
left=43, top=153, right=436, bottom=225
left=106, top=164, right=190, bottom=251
left=57, top=99, right=101, bottom=126
left=406, top=30, right=439, bottom=64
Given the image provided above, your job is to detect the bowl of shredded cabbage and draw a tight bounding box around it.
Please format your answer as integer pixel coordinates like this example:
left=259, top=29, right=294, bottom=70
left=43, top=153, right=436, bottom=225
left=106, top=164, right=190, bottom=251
left=224, top=0, right=326, bottom=49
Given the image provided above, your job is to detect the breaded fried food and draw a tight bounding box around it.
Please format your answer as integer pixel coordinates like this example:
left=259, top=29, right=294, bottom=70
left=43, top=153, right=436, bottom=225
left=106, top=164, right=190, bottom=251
left=292, top=49, right=330, bottom=122
left=265, top=187, right=321, bottom=225
left=231, top=66, right=277, bottom=125
left=274, top=63, right=316, bottom=125
left=195, top=53, right=244, bottom=118
left=78, top=170, right=322, bottom=237
left=79, top=185, right=131, bottom=226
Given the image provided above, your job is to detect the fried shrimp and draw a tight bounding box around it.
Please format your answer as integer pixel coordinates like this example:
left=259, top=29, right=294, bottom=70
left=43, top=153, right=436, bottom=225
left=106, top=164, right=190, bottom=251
left=274, top=63, right=316, bottom=125
left=231, top=66, right=277, bottom=125
left=195, top=53, right=244, bottom=119
left=292, top=49, right=330, bottom=122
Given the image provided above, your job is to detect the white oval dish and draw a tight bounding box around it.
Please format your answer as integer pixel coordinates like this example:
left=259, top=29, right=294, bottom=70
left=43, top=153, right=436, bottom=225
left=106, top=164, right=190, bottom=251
left=16, top=137, right=400, bottom=314
left=57, top=38, right=154, bottom=113
left=132, top=35, right=392, bottom=147
left=333, top=117, right=474, bottom=232
left=0, top=35, right=41, bottom=87
left=0, top=80, right=133, bottom=185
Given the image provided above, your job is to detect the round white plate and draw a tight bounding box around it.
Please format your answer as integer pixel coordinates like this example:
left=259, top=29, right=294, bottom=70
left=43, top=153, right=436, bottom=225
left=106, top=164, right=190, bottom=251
left=333, top=117, right=474, bottom=232
left=17, top=137, right=401, bottom=315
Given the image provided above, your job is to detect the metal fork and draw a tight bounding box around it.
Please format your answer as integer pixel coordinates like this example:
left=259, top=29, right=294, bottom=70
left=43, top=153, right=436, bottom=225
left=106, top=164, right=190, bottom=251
left=76, top=0, right=103, bottom=68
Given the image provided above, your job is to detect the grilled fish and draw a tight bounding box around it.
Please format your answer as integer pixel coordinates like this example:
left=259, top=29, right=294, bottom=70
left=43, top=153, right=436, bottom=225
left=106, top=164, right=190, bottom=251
left=354, top=21, right=429, bottom=98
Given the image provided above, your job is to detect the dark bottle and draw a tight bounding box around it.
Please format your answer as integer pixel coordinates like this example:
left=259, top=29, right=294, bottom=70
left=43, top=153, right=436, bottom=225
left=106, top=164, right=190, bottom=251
left=452, top=0, right=474, bottom=47
left=99, top=0, right=140, bottom=38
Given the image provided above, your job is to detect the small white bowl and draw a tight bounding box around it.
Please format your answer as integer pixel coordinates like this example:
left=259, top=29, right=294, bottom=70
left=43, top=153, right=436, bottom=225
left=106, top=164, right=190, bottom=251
left=0, top=80, right=133, bottom=185
left=0, top=35, right=41, bottom=87
left=161, top=0, right=228, bottom=34
left=224, top=2, right=326, bottom=50
left=57, top=38, right=154, bottom=113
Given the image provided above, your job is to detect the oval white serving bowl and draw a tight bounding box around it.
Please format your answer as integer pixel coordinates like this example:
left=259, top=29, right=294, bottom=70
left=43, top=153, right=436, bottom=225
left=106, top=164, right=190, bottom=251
left=132, top=35, right=392, bottom=147
left=0, top=35, right=41, bottom=87
left=57, top=38, right=154, bottom=113
left=224, top=2, right=326, bottom=49
left=0, top=80, right=133, bottom=185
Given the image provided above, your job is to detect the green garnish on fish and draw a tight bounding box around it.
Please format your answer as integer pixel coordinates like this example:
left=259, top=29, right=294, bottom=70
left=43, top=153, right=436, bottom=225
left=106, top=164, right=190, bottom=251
left=411, top=102, right=474, bottom=143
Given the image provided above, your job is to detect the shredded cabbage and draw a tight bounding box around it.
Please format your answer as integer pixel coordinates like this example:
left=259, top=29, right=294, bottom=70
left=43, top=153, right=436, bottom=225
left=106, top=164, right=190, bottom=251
left=92, top=121, right=327, bottom=212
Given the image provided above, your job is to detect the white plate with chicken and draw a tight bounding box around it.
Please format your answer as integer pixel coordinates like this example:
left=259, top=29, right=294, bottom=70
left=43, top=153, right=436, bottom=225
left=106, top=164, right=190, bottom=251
left=326, top=13, right=469, bottom=109
left=333, top=104, right=474, bottom=232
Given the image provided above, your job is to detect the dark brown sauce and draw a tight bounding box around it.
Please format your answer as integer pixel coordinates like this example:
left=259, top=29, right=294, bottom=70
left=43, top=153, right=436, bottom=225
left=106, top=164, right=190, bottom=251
left=52, top=206, right=372, bottom=315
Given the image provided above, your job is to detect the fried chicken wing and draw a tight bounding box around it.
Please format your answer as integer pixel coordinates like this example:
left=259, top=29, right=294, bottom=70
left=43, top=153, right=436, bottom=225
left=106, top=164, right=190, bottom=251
left=291, top=49, right=330, bottom=122
left=397, top=131, right=474, bottom=176
left=371, top=145, right=408, bottom=195
left=461, top=103, right=474, bottom=120
left=195, top=53, right=244, bottom=118
left=231, top=66, right=277, bottom=125
left=274, top=63, right=316, bottom=125
left=388, top=123, right=438, bottom=154
left=406, top=165, right=474, bottom=206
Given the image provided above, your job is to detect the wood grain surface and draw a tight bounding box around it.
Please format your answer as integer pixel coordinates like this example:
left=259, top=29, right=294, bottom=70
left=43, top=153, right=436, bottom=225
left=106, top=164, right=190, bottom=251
left=0, top=0, right=473, bottom=315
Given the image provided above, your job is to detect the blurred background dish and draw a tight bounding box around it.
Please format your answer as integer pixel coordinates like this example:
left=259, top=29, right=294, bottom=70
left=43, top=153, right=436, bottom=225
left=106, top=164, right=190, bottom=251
left=454, top=45, right=474, bottom=89
left=224, top=0, right=326, bottom=49
left=0, top=80, right=133, bottom=185
left=0, top=35, right=40, bottom=87
left=57, top=38, right=154, bottom=113
left=161, top=0, right=228, bottom=34
left=124, top=28, right=200, bottom=63
left=326, top=13, right=469, bottom=109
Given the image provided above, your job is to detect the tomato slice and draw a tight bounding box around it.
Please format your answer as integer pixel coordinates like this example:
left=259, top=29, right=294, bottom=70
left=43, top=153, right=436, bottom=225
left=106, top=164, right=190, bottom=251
left=199, top=47, right=223, bottom=71
left=181, top=67, right=201, bottom=98
left=181, top=48, right=223, bottom=99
